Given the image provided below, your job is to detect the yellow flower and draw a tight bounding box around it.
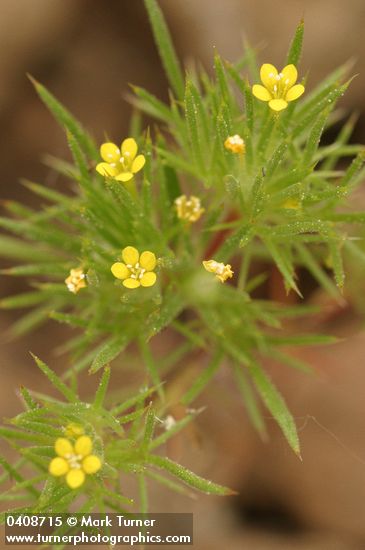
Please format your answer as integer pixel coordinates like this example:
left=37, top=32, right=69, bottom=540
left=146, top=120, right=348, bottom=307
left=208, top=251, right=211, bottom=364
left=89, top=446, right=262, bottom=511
left=175, top=195, right=204, bottom=222
left=96, top=138, right=145, bottom=182
left=203, top=259, right=234, bottom=283
left=252, top=64, right=305, bottom=112
left=281, top=197, right=302, bottom=210
left=64, top=423, right=84, bottom=438
left=224, top=134, right=245, bottom=154
left=65, top=268, right=87, bottom=294
left=111, top=246, right=157, bottom=289
left=49, top=435, right=102, bottom=489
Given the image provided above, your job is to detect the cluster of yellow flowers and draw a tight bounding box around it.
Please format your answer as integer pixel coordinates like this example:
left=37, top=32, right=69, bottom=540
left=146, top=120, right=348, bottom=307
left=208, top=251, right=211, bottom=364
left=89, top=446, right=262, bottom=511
left=64, top=63, right=304, bottom=296
left=53, top=63, right=306, bottom=490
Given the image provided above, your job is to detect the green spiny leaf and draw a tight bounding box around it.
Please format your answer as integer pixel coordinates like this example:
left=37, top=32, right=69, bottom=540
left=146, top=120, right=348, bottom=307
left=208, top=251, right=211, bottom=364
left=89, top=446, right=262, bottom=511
left=89, top=335, right=128, bottom=374
left=286, top=20, right=304, bottom=65
left=338, top=150, right=365, bottom=188
left=232, top=364, right=267, bottom=439
left=29, top=75, right=97, bottom=160
left=248, top=361, right=300, bottom=456
left=144, top=0, right=185, bottom=99
left=93, top=367, right=111, bottom=408
left=142, top=405, right=156, bottom=453
left=181, top=350, right=223, bottom=406
left=147, top=455, right=235, bottom=495
left=31, top=353, right=77, bottom=402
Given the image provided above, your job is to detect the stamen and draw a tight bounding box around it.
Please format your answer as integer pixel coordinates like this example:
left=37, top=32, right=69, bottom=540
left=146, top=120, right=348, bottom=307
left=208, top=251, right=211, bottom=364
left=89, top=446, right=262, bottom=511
left=65, top=453, right=82, bottom=470
left=127, top=261, right=146, bottom=281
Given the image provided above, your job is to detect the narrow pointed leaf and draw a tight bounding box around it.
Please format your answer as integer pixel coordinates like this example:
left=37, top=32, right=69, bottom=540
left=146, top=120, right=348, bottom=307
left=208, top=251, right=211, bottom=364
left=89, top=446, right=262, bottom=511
left=248, top=361, right=300, bottom=456
left=147, top=455, right=235, bottom=495
left=144, top=0, right=185, bottom=99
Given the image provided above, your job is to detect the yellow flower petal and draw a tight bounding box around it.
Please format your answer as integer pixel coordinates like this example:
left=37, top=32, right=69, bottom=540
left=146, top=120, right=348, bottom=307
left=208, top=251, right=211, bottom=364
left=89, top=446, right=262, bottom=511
left=281, top=64, right=298, bottom=88
left=140, top=272, right=157, bottom=287
left=111, top=262, right=129, bottom=280
left=252, top=84, right=272, bottom=102
left=122, top=246, right=139, bottom=265
left=269, top=99, right=288, bottom=111
left=55, top=438, right=73, bottom=457
left=285, top=84, right=305, bottom=102
left=100, top=142, right=120, bottom=163
left=74, top=435, right=92, bottom=457
left=260, top=63, right=278, bottom=88
left=115, top=171, right=133, bottom=182
left=131, top=154, right=145, bottom=174
left=49, top=457, right=69, bottom=477
left=66, top=468, right=85, bottom=489
left=121, top=138, right=137, bottom=161
left=123, top=278, right=141, bottom=289
left=96, top=162, right=118, bottom=177
left=82, top=455, right=102, bottom=474
left=139, top=251, right=156, bottom=271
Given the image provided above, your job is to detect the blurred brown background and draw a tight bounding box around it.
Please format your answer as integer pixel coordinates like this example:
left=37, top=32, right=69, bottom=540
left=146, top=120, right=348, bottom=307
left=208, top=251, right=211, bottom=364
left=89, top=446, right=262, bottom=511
left=1, top=1, right=365, bottom=548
